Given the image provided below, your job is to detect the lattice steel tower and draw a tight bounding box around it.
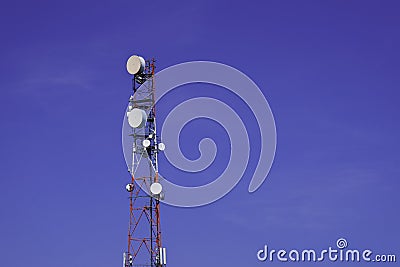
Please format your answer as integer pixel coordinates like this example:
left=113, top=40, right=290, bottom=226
left=123, top=55, right=166, bottom=267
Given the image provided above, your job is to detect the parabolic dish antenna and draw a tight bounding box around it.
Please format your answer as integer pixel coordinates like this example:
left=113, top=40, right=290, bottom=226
left=158, top=143, right=165, bottom=151
left=150, top=182, right=163, bottom=195
left=127, top=108, right=147, bottom=128
left=142, top=139, right=151, bottom=148
left=125, top=183, right=134, bottom=192
left=126, top=55, right=145, bottom=75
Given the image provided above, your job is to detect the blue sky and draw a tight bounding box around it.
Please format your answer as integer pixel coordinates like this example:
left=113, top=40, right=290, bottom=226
left=0, top=0, right=399, bottom=266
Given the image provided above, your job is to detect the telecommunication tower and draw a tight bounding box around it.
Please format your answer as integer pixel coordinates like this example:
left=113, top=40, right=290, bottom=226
left=123, top=55, right=166, bottom=267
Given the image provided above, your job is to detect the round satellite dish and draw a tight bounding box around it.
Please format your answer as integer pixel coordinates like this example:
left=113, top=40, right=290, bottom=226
left=126, top=183, right=134, bottom=192
left=158, top=143, right=166, bottom=151
left=127, top=108, right=147, bottom=128
left=126, top=55, right=145, bottom=75
left=142, top=139, right=151, bottom=148
left=150, top=182, right=162, bottom=195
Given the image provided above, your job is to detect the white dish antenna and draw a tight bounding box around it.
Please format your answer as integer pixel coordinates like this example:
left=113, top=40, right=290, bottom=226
left=158, top=143, right=166, bottom=151
left=142, top=139, right=151, bottom=148
left=126, top=55, right=145, bottom=75
left=127, top=108, right=147, bottom=128
left=125, top=183, right=134, bottom=192
left=150, top=182, right=162, bottom=195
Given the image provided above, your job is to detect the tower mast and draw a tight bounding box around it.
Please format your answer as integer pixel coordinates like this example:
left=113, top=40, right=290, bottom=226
left=124, top=56, right=166, bottom=267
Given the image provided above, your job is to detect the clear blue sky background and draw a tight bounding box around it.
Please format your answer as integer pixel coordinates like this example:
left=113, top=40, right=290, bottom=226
left=0, top=0, right=398, bottom=266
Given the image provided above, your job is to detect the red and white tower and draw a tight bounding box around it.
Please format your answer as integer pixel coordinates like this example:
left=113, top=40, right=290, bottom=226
left=123, top=55, right=166, bottom=267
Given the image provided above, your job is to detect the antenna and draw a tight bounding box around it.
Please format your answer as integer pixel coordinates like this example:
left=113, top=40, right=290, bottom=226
left=123, top=55, right=167, bottom=266
left=150, top=182, right=163, bottom=195
left=126, top=55, right=145, bottom=75
left=127, top=108, right=147, bottom=128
